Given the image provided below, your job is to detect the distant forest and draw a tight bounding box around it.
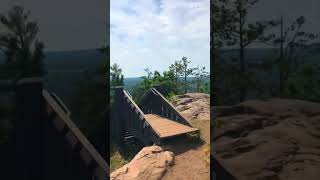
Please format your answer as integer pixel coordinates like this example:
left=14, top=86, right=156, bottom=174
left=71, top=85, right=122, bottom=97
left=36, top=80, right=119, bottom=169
left=110, top=56, right=210, bottom=104
left=212, top=0, right=320, bottom=106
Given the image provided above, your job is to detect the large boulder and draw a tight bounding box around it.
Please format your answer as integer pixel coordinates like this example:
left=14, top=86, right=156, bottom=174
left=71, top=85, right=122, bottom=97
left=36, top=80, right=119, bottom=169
left=111, top=146, right=174, bottom=180
left=212, top=99, right=320, bottom=180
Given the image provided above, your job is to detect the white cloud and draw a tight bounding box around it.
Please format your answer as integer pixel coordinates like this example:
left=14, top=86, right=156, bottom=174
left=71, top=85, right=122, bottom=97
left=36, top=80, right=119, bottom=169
left=111, top=0, right=209, bottom=77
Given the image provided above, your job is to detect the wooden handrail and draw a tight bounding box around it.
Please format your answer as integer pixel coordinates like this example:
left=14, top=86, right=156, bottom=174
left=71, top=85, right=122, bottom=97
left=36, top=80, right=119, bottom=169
left=123, top=90, right=146, bottom=119
left=122, top=90, right=161, bottom=139
left=152, top=88, right=192, bottom=126
left=139, top=88, right=156, bottom=105
left=43, top=89, right=109, bottom=179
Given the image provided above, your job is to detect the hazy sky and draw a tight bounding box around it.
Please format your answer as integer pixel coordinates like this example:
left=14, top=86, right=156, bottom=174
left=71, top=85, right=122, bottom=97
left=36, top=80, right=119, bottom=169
left=110, top=0, right=210, bottom=77
left=249, top=0, right=320, bottom=31
left=0, top=0, right=107, bottom=51
left=248, top=0, right=320, bottom=48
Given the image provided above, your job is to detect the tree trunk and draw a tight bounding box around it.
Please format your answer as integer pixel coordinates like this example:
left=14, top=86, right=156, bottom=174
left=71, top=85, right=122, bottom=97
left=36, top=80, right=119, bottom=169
left=184, top=66, right=187, bottom=94
left=175, top=72, right=178, bottom=93
left=239, top=9, right=246, bottom=102
left=279, top=16, right=284, bottom=95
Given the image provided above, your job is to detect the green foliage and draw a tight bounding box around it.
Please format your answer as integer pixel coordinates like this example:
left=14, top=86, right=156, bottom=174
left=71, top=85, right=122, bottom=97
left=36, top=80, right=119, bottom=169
left=71, top=47, right=109, bottom=153
left=71, top=63, right=106, bottom=152
left=131, top=67, right=178, bottom=103
left=213, top=0, right=279, bottom=102
left=181, top=56, right=194, bottom=93
left=166, top=92, right=177, bottom=103
left=0, top=5, right=46, bottom=80
left=110, top=63, right=124, bottom=87
left=110, top=143, right=131, bottom=172
left=282, top=64, right=320, bottom=102
left=186, top=131, right=201, bottom=144
left=213, top=0, right=320, bottom=105
left=193, top=66, right=210, bottom=93
left=131, top=57, right=209, bottom=103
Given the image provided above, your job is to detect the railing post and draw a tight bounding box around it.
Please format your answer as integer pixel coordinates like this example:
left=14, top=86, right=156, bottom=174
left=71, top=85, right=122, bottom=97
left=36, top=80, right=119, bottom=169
left=151, top=85, right=162, bottom=115
left=14, top=77, right=46, bottom=180
left=112, top=86, right=124, bottom=146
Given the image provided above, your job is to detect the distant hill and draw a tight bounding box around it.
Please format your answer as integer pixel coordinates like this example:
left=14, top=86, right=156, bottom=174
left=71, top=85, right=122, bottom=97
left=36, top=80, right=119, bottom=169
left=0, top=49, right=104, bottom=110
left=218, top=46, right=320, bottom=64
left=124, top=76, right=210, bottom=94
left=124, top=77, right=143, bottom=92
left=44, top=49, right=104, bottom=71
left=43, top=49, right=104, bottom=107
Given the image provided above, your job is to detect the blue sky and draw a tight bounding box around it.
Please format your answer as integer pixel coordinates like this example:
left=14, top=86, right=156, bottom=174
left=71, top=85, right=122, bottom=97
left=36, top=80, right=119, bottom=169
left=110, top=0, right=210, bottom=77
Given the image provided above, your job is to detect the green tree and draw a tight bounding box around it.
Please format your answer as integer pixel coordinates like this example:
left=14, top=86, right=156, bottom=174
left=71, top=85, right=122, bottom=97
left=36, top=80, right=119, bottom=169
left=132, top=67, right=177, bottom=103
left=268, top=16, right=318, bottom=95
left=0, top=5, right=46, bottom=79
left=216, top=0, right=278, bottom=102
left=110, top=63, right=124, bottom=86
left=212, top=0, right=236, bottom=105
left=169, top=60, right=183, bottom=88
left=72, top=52, right=107, bottom=155
left=193, top=66, right=209, bottom=93
left=181, top=56, right=193, bottom=94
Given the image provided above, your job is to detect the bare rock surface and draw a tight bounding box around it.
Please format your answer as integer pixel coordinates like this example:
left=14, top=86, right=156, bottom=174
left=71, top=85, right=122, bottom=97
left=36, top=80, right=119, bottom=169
left=110, top=146, right=174, bottom=180
left=212, top=99, right=320, bottom=180
left=174, top=93, right=210, bottom=122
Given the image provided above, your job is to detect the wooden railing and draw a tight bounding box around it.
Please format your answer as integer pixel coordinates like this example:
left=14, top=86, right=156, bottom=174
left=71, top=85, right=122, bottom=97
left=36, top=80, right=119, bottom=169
left=139, top=87, right=192, bottom=127
left=111, top=87, right=159, bottom=145
left=43, top=90, right=109, bottom=179
left=14, top=78, right=109, bottom=180
left=122, top=90, right=159, bottom=144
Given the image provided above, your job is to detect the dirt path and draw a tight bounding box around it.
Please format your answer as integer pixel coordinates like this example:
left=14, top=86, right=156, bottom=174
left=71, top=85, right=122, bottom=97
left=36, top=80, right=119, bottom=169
left=161, top=93, right=210, bottom=180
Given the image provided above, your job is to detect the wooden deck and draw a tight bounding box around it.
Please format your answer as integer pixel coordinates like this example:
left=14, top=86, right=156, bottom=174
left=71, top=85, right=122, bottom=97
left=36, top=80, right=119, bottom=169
left=144, top=114, right=198, bottom=139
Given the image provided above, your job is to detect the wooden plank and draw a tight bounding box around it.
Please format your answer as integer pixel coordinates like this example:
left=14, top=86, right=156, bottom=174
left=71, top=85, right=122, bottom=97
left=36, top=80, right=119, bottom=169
left=144, top=114, right=198, bottom=139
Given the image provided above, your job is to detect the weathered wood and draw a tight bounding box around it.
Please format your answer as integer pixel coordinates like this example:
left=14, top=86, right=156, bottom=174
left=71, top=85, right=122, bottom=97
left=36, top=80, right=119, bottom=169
left=121, top=90, right=159, bottom=144
left=138, top=87, right=192, bottom=127
left=152, top=88, right=192, bottom=126
left=14, top=77, right=109, bottom=179
left=15, top=77, right=46, bottom=180
left=43, top=90, right=109, bottom=179
left=114, top=87, right=200, bottom=147
left=144, top=114, right=198, bottom=139
left=112, top=86, right=124, bottom=144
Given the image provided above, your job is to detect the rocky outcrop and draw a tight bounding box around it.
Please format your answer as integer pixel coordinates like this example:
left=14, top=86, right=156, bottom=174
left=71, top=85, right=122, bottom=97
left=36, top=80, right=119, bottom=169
left=212, top=99, right=320, bottom=180
left=110, top=146, right=174, bottom=180
left=173, top=93, right=210, bottom=121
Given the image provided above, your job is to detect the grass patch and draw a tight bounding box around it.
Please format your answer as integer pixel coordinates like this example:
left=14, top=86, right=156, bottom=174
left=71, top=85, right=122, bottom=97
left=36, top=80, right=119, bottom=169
left=166, top=92, right=177, bottom=104
left=110, top=144, right=133, bottom=173
left=186, top=131, right=201, bottom=144
left=110, top=150, right=129, bottom=173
